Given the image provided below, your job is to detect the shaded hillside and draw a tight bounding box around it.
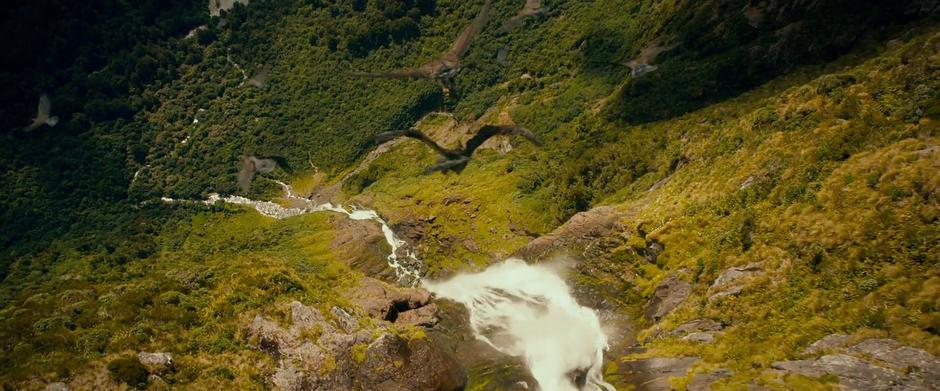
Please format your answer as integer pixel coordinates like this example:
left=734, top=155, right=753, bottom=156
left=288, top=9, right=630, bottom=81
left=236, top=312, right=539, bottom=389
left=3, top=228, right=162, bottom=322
left=0, top=0, right=938, bottom=390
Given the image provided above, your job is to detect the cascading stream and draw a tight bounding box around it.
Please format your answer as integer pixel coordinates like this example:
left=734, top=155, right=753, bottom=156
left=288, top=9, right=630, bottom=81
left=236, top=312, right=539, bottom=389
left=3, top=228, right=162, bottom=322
left=157, top=181, right=422, bottom=285
left=159, top=184, right=615, bottom=390
left=424, top=259, right=616, bottom=391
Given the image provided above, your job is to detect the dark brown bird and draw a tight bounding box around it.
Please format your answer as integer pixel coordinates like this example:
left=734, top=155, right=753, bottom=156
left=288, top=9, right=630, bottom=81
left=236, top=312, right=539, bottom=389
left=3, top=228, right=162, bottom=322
left=238, top=155, right=291, bottom=193
left=375, top=124, right=542, bottom=173
left=352, top=0, right=492, bottom=96
left=501, top=0, right=551, bottom=33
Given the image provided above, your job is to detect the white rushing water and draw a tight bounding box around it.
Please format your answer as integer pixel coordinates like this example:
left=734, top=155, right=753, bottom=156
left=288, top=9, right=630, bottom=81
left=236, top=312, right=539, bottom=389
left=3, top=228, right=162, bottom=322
left=424, top=259, right=615, bottom=391
left=158, top=180, right=422, bottom=285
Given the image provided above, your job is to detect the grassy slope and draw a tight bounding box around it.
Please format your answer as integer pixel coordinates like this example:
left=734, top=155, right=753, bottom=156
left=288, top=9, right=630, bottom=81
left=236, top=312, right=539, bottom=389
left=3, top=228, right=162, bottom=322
left=0, top=206, right=361, bottom=389
left=347, top=23, right=940, bottom=390
left=1, top=0, right=938, bottom=389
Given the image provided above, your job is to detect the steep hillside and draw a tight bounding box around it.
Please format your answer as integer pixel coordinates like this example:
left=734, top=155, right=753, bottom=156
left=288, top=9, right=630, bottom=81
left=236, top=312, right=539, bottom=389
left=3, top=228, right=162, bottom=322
left=1, top=0, right=938, bottom=390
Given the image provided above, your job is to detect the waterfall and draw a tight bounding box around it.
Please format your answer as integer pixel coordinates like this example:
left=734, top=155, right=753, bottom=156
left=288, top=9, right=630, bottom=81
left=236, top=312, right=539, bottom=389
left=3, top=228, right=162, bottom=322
left=424, top=259, right=616, bottom=391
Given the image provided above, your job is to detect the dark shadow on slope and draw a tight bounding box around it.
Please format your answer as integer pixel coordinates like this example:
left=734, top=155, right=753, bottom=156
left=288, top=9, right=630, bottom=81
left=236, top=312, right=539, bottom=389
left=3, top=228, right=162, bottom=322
left=597, top=0, right=936, bottom=125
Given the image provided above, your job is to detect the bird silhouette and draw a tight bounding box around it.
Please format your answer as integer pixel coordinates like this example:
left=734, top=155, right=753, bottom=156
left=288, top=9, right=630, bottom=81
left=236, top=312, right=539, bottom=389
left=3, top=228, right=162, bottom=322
left=238, top=155, right=291, bottom=193
left=25, top=94, right=59, bottom=131
left=245, top=64, right=270, bottom=88
left=352, top=0, right=492, bottom=96
left=501, top=0, right=551, bottom=33
left=375, top=124, right=542, bottom=173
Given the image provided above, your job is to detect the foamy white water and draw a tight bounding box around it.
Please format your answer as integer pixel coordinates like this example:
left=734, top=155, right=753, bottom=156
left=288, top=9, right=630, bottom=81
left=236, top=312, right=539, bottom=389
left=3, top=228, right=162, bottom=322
left=158, top=180, right=422, bottom=285
left=424, top=259, right=615, bottom=391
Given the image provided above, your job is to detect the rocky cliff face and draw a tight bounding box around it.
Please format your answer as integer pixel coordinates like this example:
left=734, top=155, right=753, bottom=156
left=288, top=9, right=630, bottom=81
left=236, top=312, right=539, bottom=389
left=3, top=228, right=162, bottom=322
left=245, top=296, right=462, bottom=391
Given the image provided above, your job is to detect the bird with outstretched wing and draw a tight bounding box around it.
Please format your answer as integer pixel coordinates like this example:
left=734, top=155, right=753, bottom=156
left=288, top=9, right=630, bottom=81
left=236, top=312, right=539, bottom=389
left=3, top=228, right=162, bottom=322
left=25, top=94, right=59, bottom=131
left=352, top=0, right=492, bottom=95
left=375, top=124, right=542, bottom=173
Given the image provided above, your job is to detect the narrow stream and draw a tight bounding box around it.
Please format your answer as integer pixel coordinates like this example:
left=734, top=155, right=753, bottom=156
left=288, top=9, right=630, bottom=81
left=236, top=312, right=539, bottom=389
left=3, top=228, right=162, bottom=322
left=157, top=181, right=615, bottom=390
left=158, top=180, right=422, bottom=285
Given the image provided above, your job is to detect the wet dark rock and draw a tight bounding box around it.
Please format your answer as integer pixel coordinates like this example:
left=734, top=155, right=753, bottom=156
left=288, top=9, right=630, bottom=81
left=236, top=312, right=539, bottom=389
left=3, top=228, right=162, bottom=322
left=645, top=276, right=692, bottom=322
left=688, top=368, right=732, bottom=391
left=619, top=357, right=700, bottom=391
left=392, top=217, right=428, bottom=244
left=644, top=241, right=665, bottom=264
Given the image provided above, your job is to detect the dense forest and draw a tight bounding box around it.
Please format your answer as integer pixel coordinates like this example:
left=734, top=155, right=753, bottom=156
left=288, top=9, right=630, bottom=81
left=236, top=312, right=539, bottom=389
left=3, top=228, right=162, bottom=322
left=1, top=0, right=938, bottom=390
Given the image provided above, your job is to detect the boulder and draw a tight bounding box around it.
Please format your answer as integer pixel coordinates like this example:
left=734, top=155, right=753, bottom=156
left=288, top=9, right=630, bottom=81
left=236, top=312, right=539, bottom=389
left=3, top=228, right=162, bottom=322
left=44, top=383, right=69, bottom=391
left=682, top=331, right=720, bottom=344
left=136, top=352, right=174, bottom=375
left=331, top=306, right=359, bottom=333
left=645, top=276, right=692, bottom=321
left=359, top=333, right=466, bottom=391
left=397, top=303, right=440, bottom=327
left=245, top=301, right=464, bottom=391
left=772, top=354, right=918, bottom=390
left=291, top=301, right=331, bottom=331
left=247, top=315, right=291, bottom=358
left=772, top=339, right=940, bottom=391
left=349, top=277, right=433, bottom=322
left=708, top=285, right=744, bottom=303
left=803, top=334, right=850, bottom=356
left=515, top=206, right=625, bottom=261
left=847, top=339, right=940, bottom=384
left=711, top=263, right=763, bottom=289
left=671, top=319, right=723, bottom=337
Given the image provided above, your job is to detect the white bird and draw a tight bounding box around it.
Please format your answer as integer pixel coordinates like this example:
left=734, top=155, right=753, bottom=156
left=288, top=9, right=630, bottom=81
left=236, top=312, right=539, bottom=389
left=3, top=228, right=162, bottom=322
left=26, top=94, right=58, bottom=131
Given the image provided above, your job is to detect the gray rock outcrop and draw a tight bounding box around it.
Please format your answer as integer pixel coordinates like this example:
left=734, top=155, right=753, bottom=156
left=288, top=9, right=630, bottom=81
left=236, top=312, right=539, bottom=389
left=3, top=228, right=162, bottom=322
left=245, top=300, right=464, bottom=391
left=772, top=337, right=940, bottom=390
left=137, top=352, right=174, bottom=375
left=645, top=276, right=692, bottom=321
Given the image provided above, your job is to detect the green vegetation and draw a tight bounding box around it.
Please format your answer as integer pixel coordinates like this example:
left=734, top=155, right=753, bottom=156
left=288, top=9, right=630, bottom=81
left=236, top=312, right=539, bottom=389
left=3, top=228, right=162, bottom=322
left=107, top=356, right=149, bottom=389
left=1, top=0, right=938, bottom=389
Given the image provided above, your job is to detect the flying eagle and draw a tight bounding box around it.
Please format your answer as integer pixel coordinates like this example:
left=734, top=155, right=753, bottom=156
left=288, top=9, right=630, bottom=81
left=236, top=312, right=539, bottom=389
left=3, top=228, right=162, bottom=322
left=352, top=0, right=492, bottom=96
left=375, top=124, right=542, bottom=173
